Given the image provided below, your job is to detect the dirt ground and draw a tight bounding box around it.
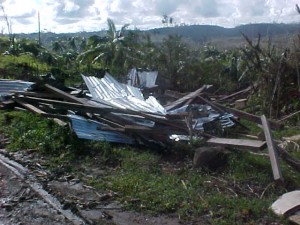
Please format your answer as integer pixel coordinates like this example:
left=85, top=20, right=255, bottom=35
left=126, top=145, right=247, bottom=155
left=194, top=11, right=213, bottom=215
left=0, top=157, right=74, bottom=225
left=0, top=148, right=182, bottom=225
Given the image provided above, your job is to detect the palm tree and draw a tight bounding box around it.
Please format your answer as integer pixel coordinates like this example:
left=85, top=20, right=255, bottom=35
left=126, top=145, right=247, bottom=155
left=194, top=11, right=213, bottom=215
left=77, top=18, right=130, bottom=75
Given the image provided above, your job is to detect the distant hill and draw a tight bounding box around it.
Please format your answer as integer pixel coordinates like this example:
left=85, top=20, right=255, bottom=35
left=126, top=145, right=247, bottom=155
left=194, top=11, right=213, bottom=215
left=148, top=23, right=300, bottom=42
left=14, top=23, right=300, bottom=49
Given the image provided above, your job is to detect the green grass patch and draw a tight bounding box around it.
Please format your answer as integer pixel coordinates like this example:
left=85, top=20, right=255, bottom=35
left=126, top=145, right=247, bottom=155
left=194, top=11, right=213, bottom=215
left=0, top=110, right=72, bottom=154
left=86, top=146, right=298, bottom=224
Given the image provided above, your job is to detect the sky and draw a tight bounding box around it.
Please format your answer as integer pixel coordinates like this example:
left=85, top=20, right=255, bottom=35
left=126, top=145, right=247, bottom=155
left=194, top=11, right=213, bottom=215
left=0, top=0, right=299, bottom=34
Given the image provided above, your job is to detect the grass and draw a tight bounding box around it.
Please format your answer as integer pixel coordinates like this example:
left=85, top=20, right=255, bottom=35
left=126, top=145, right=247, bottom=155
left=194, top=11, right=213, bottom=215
left=0, top=110, right=300, bottom=224
left=0, top=111, right=72, bottom=154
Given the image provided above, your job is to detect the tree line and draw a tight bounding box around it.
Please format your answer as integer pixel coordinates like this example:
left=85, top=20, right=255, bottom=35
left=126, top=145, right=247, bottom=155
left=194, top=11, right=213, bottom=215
left=0, top=18, right=300, bottom=120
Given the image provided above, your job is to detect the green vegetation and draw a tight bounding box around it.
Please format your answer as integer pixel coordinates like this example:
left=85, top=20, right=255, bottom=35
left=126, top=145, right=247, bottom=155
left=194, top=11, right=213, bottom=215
left=0, top=19, right=300, bottom=120
left=1, top=20, right=300, bottom=120
left=1, top=18, right=300, bottom=224
left=0, top=111, right=73, bottom=154
left=0, top=110, right=299, bottom=224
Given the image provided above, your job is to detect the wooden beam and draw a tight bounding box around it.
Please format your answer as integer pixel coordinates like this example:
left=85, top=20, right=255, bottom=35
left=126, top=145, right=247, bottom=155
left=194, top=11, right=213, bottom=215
left=217, top=86, right=252, bottom=102
left=14, top=91, right=60, bottom=99
left=214, top=102, right=283, bottom=130
left=13, top=98, right=68, bottom=126
left=261, top=115, right=284, bottom=183
left=164, top=85, right=208, bottom=111
left=17, top=95, right=116, bottom=114
left=14, top=98, right=44, bottom=115
left=42, top=86, right=166, bottom=117
left=44, top=84, right=88, bottom=105
left=196, top=95, right=250, bottom=130
left=207, top=137, right=266, bottom=151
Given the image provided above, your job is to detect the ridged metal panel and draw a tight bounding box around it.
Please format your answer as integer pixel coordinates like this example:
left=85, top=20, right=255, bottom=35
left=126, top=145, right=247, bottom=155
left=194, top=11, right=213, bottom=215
left=127, top=68, right=158, bottom=88
left=168, top=104, right=234, bottom=131
left=82, top=73, right=166, bottom=114
left=0, top=79, right=34, bottom=97
left=68, top=114, right=135, bottom=144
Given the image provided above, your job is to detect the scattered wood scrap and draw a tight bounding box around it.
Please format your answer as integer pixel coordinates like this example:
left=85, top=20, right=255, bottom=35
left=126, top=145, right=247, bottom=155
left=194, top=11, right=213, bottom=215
left=261, top=115, right=284, bottom=183
left=271, top=190, right=300, bottom=216
left=2, top=78, right=300, bottom=182
left=164, top=85, right=209, bottom=111
left=214, top=102, right=283, bottom=130
left=216, top=85, right=253, bottom=102
left=207, top=137, right=266, bottom=151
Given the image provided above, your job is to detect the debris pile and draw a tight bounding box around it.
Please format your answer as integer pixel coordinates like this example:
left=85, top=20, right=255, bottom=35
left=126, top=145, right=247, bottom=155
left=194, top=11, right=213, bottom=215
left=2, top=74, right=300, bottom=223
left=0, top=74, right=236, bottom=146
left=1, top=74, right=300, bottom=182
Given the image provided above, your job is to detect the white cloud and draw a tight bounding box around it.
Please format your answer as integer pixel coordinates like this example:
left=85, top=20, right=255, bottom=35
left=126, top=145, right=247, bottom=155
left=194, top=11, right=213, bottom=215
left=0, top=0, right=299, bottom=33
left=63, top=0, right=80, bottom=13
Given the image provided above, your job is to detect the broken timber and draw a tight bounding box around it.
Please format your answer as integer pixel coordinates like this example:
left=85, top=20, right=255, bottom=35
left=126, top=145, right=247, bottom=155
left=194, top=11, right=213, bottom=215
left=207, top=137, right=266, bottom=151
left=214, top=102, right=283, bottom=130
left=13, top=97, right=68, bottom=126
left=271, top=190, right=300, bottom=216
left=261, top=115, right=284, bottom=183
left=43, top=86, right=189, bottom=132
left=164, top=85, right=208, bottom=111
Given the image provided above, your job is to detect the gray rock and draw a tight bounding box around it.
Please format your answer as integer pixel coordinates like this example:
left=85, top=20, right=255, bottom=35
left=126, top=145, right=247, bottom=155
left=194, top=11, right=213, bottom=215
left=193, top=146, right=230, bottom=170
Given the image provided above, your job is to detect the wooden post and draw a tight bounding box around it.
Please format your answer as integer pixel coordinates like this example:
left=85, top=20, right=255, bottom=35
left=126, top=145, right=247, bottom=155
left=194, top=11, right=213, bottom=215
left=261, top=115, right=284, bottom=183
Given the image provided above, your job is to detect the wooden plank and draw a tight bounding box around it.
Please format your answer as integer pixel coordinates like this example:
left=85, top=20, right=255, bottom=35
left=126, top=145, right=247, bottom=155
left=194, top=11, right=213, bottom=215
left=271, top=190, right=300, bottom=216
left=214, top=102, right=283, bottom=130
left=13, top=98, right=68, bottom=126
left=16, top=96, right=121, bottom=114
left=207, top=137, right=266, bottom=151
left=44, top=84, right=88, bottom=105
left=14, top=98, right=45, bottom=115
left=164, top=85, right=208, bottom=111
left=40, top=85, right=190, bottom=132
left=14, top=91, right=59, bottom=99
left=18, top=95, right=185, bottom=129
left=261, top=115, right=284, bottom=183
left=217, top=86, right=252, bottom=102
left=196, top=95, right=250, bottom=130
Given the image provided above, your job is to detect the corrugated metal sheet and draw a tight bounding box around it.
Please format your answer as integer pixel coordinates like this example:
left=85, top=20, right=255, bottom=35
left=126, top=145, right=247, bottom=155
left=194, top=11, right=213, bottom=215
left=68, top=114, right=135, bottom=144
left=168, top=104, right=234, bottom=131
left=0, top=79, right=34, bottom=99
left=82, top=73, right=166, bottom=114
left=127, top=68, right=158, bottom=88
